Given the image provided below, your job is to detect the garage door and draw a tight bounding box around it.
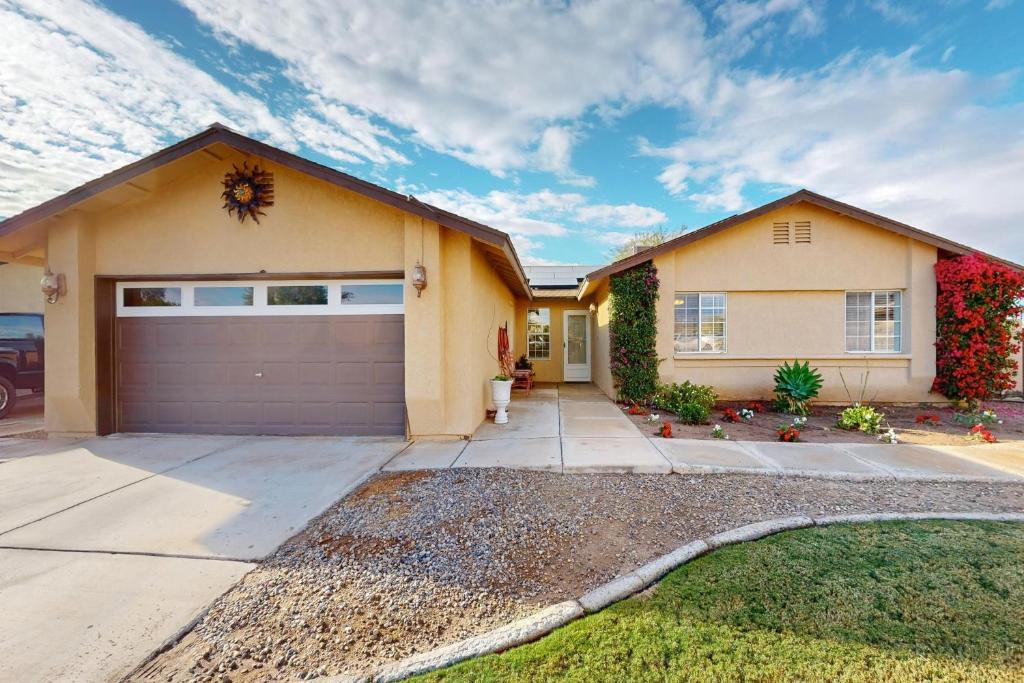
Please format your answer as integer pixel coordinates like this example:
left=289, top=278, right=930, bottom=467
left=114, top=280, right=405, bottom=436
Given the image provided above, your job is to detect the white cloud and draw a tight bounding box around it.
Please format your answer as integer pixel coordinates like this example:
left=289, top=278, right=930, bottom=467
left=176, top=0, right=715, bottom=178
left=0, top=0, right=406, bottom=219
left=644, top=50, right=1024, bottom=259
left=941, top=45, right=956, bottom=63
left=575, top=204, right=668, bottom=228
left=986, top=0, right=1013, bottom=10
left=866, top=0, right=919, bottom=24
left=412, top=187, right=668, bottom=252
left=537, top=126, right=595, bottom=187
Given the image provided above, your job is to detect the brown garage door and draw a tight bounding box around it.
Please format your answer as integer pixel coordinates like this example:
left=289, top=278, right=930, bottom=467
left=116, top=315, right=405, bottom=435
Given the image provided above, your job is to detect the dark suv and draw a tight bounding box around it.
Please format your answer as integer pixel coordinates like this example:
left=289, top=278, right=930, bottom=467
left=0, top=313, right=44, bottom=419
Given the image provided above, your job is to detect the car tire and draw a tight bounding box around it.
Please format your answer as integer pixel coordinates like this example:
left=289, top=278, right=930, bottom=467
left=0, top=376, right=15, bottom=420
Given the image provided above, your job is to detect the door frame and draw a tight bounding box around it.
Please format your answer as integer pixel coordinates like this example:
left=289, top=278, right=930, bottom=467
left=562, top=309, right=592, bottom=382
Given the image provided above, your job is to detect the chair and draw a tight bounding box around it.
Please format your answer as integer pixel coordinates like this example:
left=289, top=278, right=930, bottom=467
left=511, top=369, right=534, bottom=396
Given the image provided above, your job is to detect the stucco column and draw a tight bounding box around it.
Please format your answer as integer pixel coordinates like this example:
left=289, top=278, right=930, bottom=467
left=907, top=240, right=937, bottom=395
left=653, top=252, right=676, bottom=384
left=44, top=212, right=97, bottom=437
left=440, top=230, right=477, bottom=435
left=403, top=215, right=446, bottom=436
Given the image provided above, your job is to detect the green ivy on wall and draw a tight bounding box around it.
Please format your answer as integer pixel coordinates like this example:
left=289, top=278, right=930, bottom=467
left=609, top=260, right=660, bottom=402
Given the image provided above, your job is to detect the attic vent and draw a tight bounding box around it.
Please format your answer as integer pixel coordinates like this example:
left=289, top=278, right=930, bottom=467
left=772, top=222, right=790, bottom=244
left=794, top=221, right=812, bottom=244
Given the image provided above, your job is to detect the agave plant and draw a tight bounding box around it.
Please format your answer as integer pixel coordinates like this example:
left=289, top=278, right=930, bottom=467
left=774, top=360, right=824, bottom=416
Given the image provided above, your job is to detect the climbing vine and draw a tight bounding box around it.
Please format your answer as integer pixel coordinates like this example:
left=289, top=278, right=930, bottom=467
left=609, top=260, right=660, bottom=402
left=932, top=253, right=1024, bottom=406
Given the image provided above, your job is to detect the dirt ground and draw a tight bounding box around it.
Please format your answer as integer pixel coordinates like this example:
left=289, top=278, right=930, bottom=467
left=625, top=399, right=1024, bottom=445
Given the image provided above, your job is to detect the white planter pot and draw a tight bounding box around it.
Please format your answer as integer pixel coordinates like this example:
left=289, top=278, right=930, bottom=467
left=490, top=379, right=513, bottom=424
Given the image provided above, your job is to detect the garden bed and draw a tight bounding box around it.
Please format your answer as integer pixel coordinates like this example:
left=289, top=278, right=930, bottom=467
left=625, top=400, right=1024, bottom=446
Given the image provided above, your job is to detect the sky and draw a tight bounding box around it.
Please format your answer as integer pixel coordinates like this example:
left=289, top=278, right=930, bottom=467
left=1, top=0, right=1023, bottom=266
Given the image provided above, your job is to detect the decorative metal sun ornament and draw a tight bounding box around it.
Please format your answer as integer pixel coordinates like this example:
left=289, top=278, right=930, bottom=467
left=221, top=162, right=275, bottom=223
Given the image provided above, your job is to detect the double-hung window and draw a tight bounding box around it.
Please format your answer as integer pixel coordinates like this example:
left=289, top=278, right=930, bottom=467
left=674, top=292, right=727, bottom=353
left=846, top=290, right=901, bottom=352
left=527, top=308, right=551, bottom=360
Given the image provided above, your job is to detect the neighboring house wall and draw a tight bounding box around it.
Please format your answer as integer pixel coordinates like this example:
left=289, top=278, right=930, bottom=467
left=0, top=263, right=43, bottom=313
left=513, top=296, right=592, bottom=383
left=39, top=151, right=514, bottom=438
left=650, top=203, right=938, bottom=402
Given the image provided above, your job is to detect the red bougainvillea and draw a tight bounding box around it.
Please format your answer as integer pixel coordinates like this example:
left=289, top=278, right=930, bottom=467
left=932, top=253, right=1024, bottom=405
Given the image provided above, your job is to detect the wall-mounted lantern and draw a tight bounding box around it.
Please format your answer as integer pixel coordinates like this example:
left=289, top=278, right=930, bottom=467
left=412, top=262, right=427, bottom=297
left=41, top=268, right=65, bottom=304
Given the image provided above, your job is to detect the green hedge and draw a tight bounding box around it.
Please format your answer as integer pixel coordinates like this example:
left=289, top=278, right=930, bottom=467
left=609, top=261, right=660, bottom=402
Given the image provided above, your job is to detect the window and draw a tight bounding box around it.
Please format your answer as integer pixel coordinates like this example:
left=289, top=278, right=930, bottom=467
left=123, top=287, right=181, bottom=307
left=0, top=314, right=42, bottom=340
left=341, top=283, right=403, bottom=305
left=674, top=292, right=726, bottom=353
left=267, top=285, right=328, bottom=306
left=527, top=308, right=551, bottom=359
left=846, top=290, right=902, bottom=352
left=116, top=280, right=404, bottom=317
left=194, top=286, right=254, bottom=307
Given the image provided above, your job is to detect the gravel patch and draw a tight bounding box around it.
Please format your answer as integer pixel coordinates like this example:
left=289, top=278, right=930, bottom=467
left=133, top=469, right=1024, bottom=682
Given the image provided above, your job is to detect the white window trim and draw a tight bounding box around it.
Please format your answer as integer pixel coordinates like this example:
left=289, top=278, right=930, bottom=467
left=844, top=289, right=902, bottom=354
left=674, top=292, right=728, bottom=355
left=116, top=279, right=404, bottom=317
left=527, top=307, right=551, bottom=360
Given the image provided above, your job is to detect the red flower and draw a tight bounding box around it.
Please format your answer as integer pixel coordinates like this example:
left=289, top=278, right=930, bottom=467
left=746, top=401, right=766, bottom=413
left=722, top=407, right=740, bottom=423
left=661, top=422, right=673, bottom=438
left=933, top=254, right=1024, bottom=404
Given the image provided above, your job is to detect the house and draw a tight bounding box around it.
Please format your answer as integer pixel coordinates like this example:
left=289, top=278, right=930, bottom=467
left=0, top=262, right=44, bottom=313
left=580, top=191, right=1023, bottom=403
left=0, top=125, right=1017, bottom=439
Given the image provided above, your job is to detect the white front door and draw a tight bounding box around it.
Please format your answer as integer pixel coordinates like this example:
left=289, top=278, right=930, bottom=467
left=563, top=310, right=591, bottom=382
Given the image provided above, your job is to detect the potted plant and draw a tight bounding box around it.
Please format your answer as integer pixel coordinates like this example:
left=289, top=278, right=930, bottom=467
left=515, top=354, right=533, bottom=371
left=491, top=374, right=514, bottom=424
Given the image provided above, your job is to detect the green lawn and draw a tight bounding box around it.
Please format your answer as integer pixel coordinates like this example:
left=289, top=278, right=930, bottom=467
left=415, top=521, right=1024, bottom=682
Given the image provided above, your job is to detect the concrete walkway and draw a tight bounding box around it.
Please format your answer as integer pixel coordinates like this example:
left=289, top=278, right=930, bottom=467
left=0, top=434, right=404, bottom=682
left=383, top=384, right=1024, bottom=481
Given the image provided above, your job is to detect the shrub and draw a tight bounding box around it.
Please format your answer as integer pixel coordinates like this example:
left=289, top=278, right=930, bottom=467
left=837, top=404, right=885, bottom=435
left=609, top=261, right=660, bottom=403
left=653, top=381, right=718, bottom=416
left=677, top=402, right=711, bottom=425
left=711, top=424, right=727, bottom=439
left=660, top=421, right=673, bottom=438
left=773, top=360, right=824, bottom=415
left=933, top=254, right=1024, bottom=406
left=721, top=407, right=740, bottom=423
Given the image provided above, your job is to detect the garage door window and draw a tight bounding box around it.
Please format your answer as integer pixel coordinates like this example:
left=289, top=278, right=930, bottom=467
left=268, top=285, right=328, bottom=306
left=341, top=283, right=403, bottom=305
left=194, top=286, right=254, bottom=307
left=116, top=280, right=404, bottom=317
left=123, top=287, right=182, bottom=307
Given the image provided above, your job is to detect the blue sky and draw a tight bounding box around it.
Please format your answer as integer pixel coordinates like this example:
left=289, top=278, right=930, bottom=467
left=2, top=0, right=1023, bottom=265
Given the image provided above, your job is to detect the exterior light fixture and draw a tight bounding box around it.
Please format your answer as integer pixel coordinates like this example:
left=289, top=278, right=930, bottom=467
left=40, top=268, right=64, bottom=304
left=412, top=262, right=427, bottom=297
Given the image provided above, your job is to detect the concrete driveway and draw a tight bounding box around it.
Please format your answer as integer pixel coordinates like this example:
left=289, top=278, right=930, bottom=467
left=0, top=433, right=404, bottom=682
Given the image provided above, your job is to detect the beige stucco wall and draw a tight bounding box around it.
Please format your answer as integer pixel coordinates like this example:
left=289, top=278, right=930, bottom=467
left=649, top=202, right=939, bottom=402
left=0, top=262, right=44, bottom=313
left=38, top=149, right=517, bottom=438
left=591, top=280, right=614, bottom=397
left=513, top=296, right=593, bottom=383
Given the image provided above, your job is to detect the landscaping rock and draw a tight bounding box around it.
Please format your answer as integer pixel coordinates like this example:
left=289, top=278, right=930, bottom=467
left=135, top=470, right=1024, bottom=682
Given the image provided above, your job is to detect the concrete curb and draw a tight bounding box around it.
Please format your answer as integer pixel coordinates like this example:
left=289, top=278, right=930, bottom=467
left=370, top=600, right=584, bottom=683
left=355, top=510, right=1024, bottom=682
